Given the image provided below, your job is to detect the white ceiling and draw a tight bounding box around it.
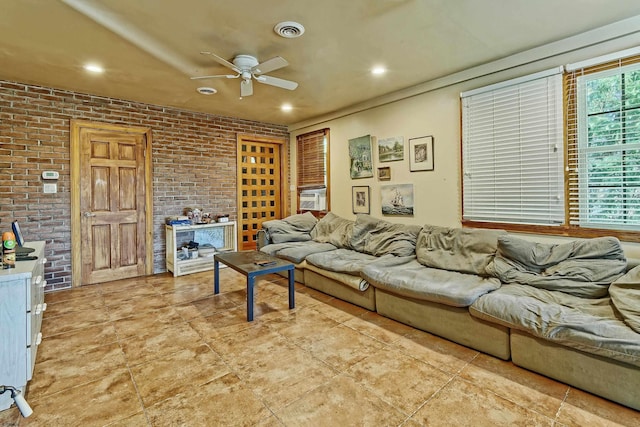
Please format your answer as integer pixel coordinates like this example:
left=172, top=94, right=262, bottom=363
left=2, top=0, right=640, bottom=126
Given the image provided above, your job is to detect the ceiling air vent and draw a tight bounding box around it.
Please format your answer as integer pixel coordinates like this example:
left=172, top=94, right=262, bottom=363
left=274, top=21, right=305, bottom=38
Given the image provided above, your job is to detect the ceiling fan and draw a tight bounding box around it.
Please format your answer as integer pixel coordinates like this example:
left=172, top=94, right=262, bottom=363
left=191, top=52, right=298, bottom=97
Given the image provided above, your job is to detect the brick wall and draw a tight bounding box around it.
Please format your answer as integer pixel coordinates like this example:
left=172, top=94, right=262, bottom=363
left=0, top=81, right=289, bottom=291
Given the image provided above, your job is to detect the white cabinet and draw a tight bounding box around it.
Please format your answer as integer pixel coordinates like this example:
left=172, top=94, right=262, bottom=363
left=0, top=241, right=46, bottom=411
left=165, top=222, right=237, bottom=277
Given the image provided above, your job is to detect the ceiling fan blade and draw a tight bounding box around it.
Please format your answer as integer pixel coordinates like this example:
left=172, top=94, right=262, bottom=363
left=255, top=75, right=298, bottom=90
left=240, top=79, right=253, bottom=97
left=200, top=51, right=241, bottom=73
left=190, top=74, right=239, bottom=80
left=251, top=56, right=288, bottom=75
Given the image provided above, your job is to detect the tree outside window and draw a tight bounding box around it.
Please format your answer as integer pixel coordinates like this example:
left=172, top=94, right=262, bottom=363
left=570, top=60, right=640, bottom=233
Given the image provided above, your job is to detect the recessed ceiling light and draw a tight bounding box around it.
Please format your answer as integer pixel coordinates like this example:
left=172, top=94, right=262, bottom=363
left=83, top=64, right=104, bottom=73
left=274, top=21, right=305, bottom=38
left=281, top=103, right=293, bottom=112
left=196, top=87, right=217, bottom=95
left=372, top=66, right=386, bottom=76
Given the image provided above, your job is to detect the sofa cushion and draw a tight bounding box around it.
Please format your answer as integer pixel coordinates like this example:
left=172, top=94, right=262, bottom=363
left=470, top=284, right=640, bottom=368
left=497, top=235, right=625, bottom=270
left=261, top=212, right=317, bottom=244
left=311, top=212, right=354, bottom=249
left=416, top=226, right=505, bottom=276
left=362, top=259, right=501, bottom=307
left=259, top=241, right=336, bottom=264
left=305, top=248, right=411, bottom=276
left=610, top=266, right=640, bottom=334
left=350, top=214, right=421, bottom=257
left=349, top=214, right=380, bottom=252
left=306, top=248, right=375, bottom=276
left=366, top=222, right=421, bottom=257
left=488, top=235, right=627, bottom=298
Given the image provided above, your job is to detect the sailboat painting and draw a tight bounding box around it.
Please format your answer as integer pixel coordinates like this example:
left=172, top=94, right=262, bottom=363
left=381, top=184, right=414, bottom=216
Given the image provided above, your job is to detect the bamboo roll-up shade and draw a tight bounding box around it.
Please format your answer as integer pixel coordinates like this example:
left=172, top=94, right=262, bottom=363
left=297, top=128, right=328, bottom=189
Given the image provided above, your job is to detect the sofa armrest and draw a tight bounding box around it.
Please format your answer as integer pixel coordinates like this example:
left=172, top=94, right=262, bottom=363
left=256, top=229, right=270, bottom=250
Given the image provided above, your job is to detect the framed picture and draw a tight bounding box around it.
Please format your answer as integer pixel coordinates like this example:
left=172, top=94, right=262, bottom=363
left=349, top=135, right=374, bottom=179
left=378, top=166, right=391, bottom=181
left=409, top=135, right=434, bottom=172
left=381, top=184, right=414, bottom=216
left=352, top=186, right=370, bottom=214
left=378, top=136, right=404, bottom=162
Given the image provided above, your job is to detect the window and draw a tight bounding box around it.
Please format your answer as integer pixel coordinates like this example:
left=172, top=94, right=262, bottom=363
left=567, top=57, right=640, bottom=231
left=461, top=68, right=564, bottom=226
left=296, top=128, right=330, bottom=214
left=461, top=51, right=640, bottom=241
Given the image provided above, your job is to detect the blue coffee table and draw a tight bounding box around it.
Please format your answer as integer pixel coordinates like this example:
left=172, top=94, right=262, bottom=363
left=213, top=251, right=295, bottom=321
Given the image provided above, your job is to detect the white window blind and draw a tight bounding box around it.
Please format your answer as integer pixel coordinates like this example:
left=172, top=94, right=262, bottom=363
left=461, top=69, right=564, bottom=225
left=568, top=60, right=640, bottom=229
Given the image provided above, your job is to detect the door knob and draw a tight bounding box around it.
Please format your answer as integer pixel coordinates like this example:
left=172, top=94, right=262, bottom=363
left=83, top=212, right=96, bottom=218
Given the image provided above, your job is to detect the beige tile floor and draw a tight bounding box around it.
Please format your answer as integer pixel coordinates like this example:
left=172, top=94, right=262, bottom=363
left=1, top=268, right=639, bottom=426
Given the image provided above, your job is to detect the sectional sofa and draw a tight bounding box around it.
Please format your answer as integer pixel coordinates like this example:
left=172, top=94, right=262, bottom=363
left=257, top=211, right=640, bottom=411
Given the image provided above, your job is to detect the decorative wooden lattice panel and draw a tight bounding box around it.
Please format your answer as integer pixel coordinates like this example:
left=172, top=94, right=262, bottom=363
left=238, top=139, right=282, bottom=250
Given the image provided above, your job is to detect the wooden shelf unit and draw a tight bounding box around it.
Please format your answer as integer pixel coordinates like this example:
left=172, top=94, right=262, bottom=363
left=165, top=222, right=237, bottom=277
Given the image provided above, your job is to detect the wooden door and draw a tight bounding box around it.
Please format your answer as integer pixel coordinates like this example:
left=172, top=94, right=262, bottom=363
left=71, top=120, right=153, bottom=287
left=237, top=135, right=289, bottom=250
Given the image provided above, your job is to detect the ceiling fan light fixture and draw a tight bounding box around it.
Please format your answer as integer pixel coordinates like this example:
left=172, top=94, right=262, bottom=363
left=196, top=87, right=217, bottom=95
left=274, top=21, right=305, bottom=38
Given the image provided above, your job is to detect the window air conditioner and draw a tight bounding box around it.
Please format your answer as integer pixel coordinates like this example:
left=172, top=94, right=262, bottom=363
left=300, top=189, right=326, bottom=211
left=300, top=192, right=320, bottom=210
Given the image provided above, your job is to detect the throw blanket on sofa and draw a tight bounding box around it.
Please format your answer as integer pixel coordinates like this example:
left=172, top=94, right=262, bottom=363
left=487, top=235, right=627, bottom=298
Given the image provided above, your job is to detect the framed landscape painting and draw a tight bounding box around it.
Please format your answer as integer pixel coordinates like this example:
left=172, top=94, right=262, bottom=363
left=378, top=136, right=404, bottom=162
left=349, top=135, right=374, bottom=179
